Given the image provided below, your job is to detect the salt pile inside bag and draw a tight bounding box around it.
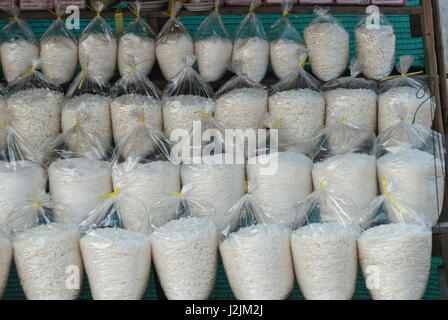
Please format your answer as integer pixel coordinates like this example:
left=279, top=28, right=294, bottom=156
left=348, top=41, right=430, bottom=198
left=303, top=7, right=349, bottom=82
left=78, top=1, right=117, bottom=83
left=110, top=70, right=163, bottom=161
left=268, top=0, right=306, bottom=80
left=231, top=0, right=269, bottom=83
left=5, top=62, right=64, bottom=156
left=118, top=1, right=156, bottom=77
left=48, top=157, right=112, bottom=224
left=378, top=55, right=435, bottom=134
left=181, top=154, right=245, bottom=234
left=79, top=190, right=152, bottom=300
left=194, top=0, right=233, bottom=82
left=61, top=67, right=112, bottom=158
left=0, top=232, right=12, bottom=299
left=40, top=4, right=78, bottom=86
left=156, top=1, right=194, bottom=81
left=377, top=149, right=444, bottom=227
left=290, top=222, right=358, bottom=300
left=162, top=56, right=214, bottom=145
left=8, top=199, right=83, bottom=300
left=358, top=223, right=432, bottom=300
left=219, top=197, right=295, bottom=300
left=0, top=6, right=39, bottom=83
left=151, top=215, right=218, bottom=300
left=323, top=59, right=378, bottom=132
left=268, top=55, right=324, bottom=153
left=246, top=151, right=313, bottom=228
left=355, top=5, right=396, bottom=80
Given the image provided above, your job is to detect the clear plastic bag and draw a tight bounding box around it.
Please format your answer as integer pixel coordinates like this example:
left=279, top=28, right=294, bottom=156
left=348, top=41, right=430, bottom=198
left=355, top=5, right=396, bottom=80
left=0, top=228, right=12, bottom=300
left=378, top=55, right=435, bottom=133
left=219, top=192, right=295, bottom=300
left=232, top=0, right=269, bottom=83
left=78, top=187, right=152, bottom=300
left=61, top=67, right=112, bottom=159
left=322, top=59, right=378, bottom=131
left=156, top=1, right=194, bottom=81
left=268, top=0, right=306, bottom=80
left=118, top=1, right=156, bottom=77
left=268, top=55, right=324, bottom=152
left=5, top=60, right=64, bottom=157
left=303, top=6, right=349, bottom=82
left=194, top=0, right=233, bottom=82
left=79, top=0, right=117, bottom=83
left=0, top=6, right=39, bottom=83
left=40, top=3, right=78, bottom=85
left=110, top=70, right=166, bottom=162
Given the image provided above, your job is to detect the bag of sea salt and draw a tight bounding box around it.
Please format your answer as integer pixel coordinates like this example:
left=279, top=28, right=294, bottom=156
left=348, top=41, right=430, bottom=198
left=61, top=66, right=112, bottom=160
left=6, top=60, right=64, bottom=157
left=268, top=0, right=306, bottom=80
left=118, top=1, right=156, bottom=77
left=40, top=3, right=78, bottom=86
left=111, top=67, right=166, bottom=162
left=194, top=0, right=232, bottom=82
left=322, top=59, right=378, bottom=131
left=0, top=226, right=12, bottom=299
left=303, top=6, right=349, bottom=82
left=355, top=5, right=396, bottom=80
left=7, top=196, right=83, bottom=300
left=79, top=0, right=117, bottom=83
left=156, top=1, right=194, bottom=81
left=232, top=0, right=269, bottom=83
left=219, top=190, right=295, bottom=300
left=378, top=55, right=435, bottom=133
left=0, top=6, right=39, bottom=83
left=268, top=54, right=324, bottom=154
left=78, top=187, right=151, bottom=300
left=150, top=187, right=218, bottom=300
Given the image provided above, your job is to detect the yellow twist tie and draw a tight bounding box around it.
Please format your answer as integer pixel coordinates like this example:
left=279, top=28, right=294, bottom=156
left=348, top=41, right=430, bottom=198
left=0, top=124, right=10, bottom=129
left=128, top=6, right=140, bottom=18
left=243, top=181, right=249, bottom=193
left=383, top=177, right=408, bottom=214
left=380, top=70, right=424, bottom=82
left=283, top=9, right=288, bottom=16
left=194, top=110, right=207, bottom=119
left=320, top=178, right=327, bottom=190
left=27, top=200, right=40, bottom=210
left=401, top=117, right=409, bottom=122
left=100, top=187, right=119, bottom=200
left=299, top=60, right=308, bottom=67
left=47, top=9, right=61, bottom=19
left=73, top=117, right=79, bottom=134
left=22, top=67, right=35, bottom=78
left=130, top=59, right=152, bottom=79
left=78, top=65, right=86, bottom=90
left=338, top=117, right=346, bottom=123
left=248, top=2, right=261, bottom=13
left=215, top=2, right=219, bottom=11
left=166, top=191, right=183, bottom=197
left=271, top=118, right=283, bottom=129
left=140, top=108, right=146, bottom=125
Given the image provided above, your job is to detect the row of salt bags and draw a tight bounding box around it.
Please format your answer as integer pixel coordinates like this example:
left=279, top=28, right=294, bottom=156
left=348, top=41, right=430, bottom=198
left=61, top=67, right=112, bottom=158
left=151, top=216, right=218, bottom=300
left=355, top=5, right=396, bottom=80
left=0, top=232, right=12, bottom=299
left=40, top=4, right=78, bottom=86
left=303, top=7, right=349, bottom=82
left=194, top=0, right=233, bottom=82
left=358, top=223, right=432, bottom=300
left=0, top=7, right=39, bottom=83
left=378, top=55, right=434, bottom=134
left=118, top=1, right=156, bottom=78
left=48, top=157, right=112, bottom=224
left=162, top=57, right=214, bottom=144
left=112, top=160, right=181, bottom=233
left=322, top=59, right=377, bottom=132
left=6, top=63, right=64, bottom=156
left=377, top=148, right=444, bottom=227
left=180, top=154, right=245, bottom=234
left=268, top=55, right=324, bottom=153
left=79, top=191, right=152, bottom=300
left=110, top=70, right=163, bottom=161
left=268, top=0, right=306, bottom=80
left=8, top=199, right=83, bottom=300
left=290, top=222, right=358, bottom=300
left=246, top=151, right=313, bottom=228
left=232, top=0, right=269, bottom=83
left=219, top=199, right=294, bottom=300
left=311, top=153, right=378, bottom=225
left=78, top=1, right=117, bottom=83
left=156, top=1, right=194, bottom=81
